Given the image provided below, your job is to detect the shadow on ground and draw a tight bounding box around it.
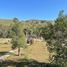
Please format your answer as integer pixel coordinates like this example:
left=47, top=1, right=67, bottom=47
left=0, top=52, right=8, bottom=56
left=0, top=51, right=16, bottom=56
left=0, top=59, right=60, bottom=67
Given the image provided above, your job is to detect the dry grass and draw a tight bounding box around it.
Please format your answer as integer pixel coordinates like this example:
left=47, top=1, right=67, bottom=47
left=24, top=39, right=50, bottom=63
left=0, top=43, right=12, bottom=52
left=5, top=39, right=50, bottom=63
left=0, top=38, right=12, bottom=52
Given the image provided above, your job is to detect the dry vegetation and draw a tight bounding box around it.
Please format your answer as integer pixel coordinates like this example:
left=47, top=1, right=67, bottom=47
left=0, top=19, right=13, bottom=26
left=5, top=39, right=50, bottom=63
left=0, top=38, right=12, bottom=52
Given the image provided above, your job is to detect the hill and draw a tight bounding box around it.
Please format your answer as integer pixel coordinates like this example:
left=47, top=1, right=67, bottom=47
left=0, top=19, right=54, bottom=26
left=0, top=19, right=13, bottom=26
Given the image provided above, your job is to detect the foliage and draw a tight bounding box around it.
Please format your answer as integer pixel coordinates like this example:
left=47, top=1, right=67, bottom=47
left=11, top=18, right=26, bottom=55
left=40, top=10, right=67, bottom=67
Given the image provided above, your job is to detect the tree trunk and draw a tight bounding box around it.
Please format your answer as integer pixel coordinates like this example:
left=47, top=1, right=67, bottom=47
left=18, top=47, right=20, bottom=56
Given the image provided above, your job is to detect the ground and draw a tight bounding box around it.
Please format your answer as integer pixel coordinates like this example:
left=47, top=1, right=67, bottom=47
left=5, top=39, right=50, bottom=63
left=0, top=43, right=12, bottom=52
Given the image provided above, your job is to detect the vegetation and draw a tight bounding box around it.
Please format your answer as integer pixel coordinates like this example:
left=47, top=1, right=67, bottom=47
left=0, top=10, right=67, bottom=67
left=39, top=10, right=67, bottom=67
left=11, top=18, right=26, bottom=56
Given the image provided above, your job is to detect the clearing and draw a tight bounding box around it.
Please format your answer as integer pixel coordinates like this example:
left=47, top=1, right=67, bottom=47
left=5, top=39, right=50, bottom=63
left=0, top=38, right=12, bottom=57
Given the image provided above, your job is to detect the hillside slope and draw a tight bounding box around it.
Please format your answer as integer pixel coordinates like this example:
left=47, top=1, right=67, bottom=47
left=0, top=19, right=13, bottom=26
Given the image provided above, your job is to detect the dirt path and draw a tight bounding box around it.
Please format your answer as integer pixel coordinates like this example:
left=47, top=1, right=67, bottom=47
left=24, top=39, right=50, bottom=63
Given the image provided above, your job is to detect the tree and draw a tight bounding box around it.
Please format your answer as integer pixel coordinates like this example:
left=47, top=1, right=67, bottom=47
left=41, top=11, right=67, bottom=67
left=11, top=18, right=26, bottom=56
left=13, top=17, right=19, bottom=23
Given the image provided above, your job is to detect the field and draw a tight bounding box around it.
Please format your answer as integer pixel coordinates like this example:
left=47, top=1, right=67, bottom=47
left=4, top=39, right=50, bottom=63
left=0, top=43, right=12, bottom=52
left=0, top=19, right=13, bottom=26
left=0, top=38, right=12, bottom=56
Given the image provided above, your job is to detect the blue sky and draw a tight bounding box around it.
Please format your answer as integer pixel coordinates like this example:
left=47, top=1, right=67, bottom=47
left=0, top=0, right=67, bottom=20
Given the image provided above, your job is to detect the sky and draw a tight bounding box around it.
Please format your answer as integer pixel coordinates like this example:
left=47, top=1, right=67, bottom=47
left=0, top=0, right=67, bottom=20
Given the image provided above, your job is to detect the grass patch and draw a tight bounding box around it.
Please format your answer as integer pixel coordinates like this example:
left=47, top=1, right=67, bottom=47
left=0, top=43, right=12, bottom=52
left=5, top=39, right=50, bottom=63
